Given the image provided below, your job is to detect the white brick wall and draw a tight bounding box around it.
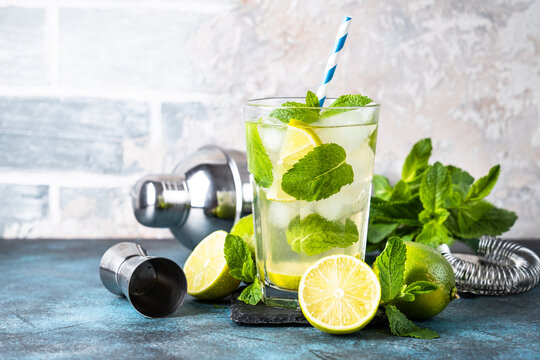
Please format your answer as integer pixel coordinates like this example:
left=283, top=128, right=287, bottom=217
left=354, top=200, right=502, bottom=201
left=0, top=0, right=539, bottom=239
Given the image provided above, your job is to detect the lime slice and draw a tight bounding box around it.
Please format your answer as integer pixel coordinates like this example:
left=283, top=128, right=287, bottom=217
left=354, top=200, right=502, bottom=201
left=299, top=255, right=381, bottom=334
left=268, top=272, right=302, bottom=291
left=184, top=230, right=240, bottom=300
left=267, top=119, right=322, bottom=202
left=267, top=260, right=307, bottom=290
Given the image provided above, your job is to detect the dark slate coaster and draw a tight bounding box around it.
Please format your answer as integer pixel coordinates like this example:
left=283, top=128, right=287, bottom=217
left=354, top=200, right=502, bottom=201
left=230, top=286, right=390, bottom=327
left=230, top=287, right=309, bottom=325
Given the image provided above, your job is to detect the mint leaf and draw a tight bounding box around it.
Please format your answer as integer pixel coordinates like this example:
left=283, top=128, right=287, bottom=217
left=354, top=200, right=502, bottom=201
left=367, top=223, right=398, bottom=244
left=246, top=122, right=273, bottom=188
left=465, top=165, right=500, bottom=202
left=402, top=138, right=432, bottom=183
left=418, top=208, right=449, bottom=225
left=373, top=237, right=406, bottom=303
left=305, top=90, right=320, bottom=107
left=420, top=162, right=452, bottom=213
left=390, top=180, right=412, bottom=201
left=330, top=94, right=373, bottom=107
left=320, top=94, right=373, bottom=118
left=416, top=221, right=451, bottom=247
left=398, top=232, right=417, bottom=242
left=394, top=280, right=437, bottom=303
left=269, top=104, right=320, bottom=124
left=224, top=234, right=256, bottom=283
left=444, top=189, right=464, bottom=209
left=286, top=214, right=359, bottom=256
left=281, top=143, right=354, bottom=201
left=396, top=292, right=415, bottom=303
left=385, top=305, right=439, bottom=339
left=445, top=201, right=517, bottom=238
left=447, top=165, right=474, bottom=197
left=403, top=281, right=439, bottom=297
left=238, top=278, right=263, bottom=305
left=269, top=91, right=321, bottom=124
left=372, top=174, right=392, bottom=201
left=370, top=197, right=423, bottom=226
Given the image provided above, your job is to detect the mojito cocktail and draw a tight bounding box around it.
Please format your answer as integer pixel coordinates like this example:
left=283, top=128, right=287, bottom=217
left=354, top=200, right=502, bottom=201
left=244, top=95, right=379, bottom=308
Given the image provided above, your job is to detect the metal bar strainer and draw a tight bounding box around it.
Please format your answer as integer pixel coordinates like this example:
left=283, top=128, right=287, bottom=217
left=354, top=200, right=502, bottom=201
left=438, top=236, right=540, bottom=295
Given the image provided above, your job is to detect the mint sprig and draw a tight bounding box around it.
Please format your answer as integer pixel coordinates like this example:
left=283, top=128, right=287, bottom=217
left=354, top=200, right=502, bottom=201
left=281, top=143, right=354, bottom=201
left=419, top=162, right=452, bottom=215
left=270, top=91, right=374, bottom=123
left=237, top=278, right=263, bottom=305
left=223, top=234, right=262, bottom=305
left=385, top=305, right=439, bottom=339
left=374, top=237, right=439, bottom=339
left=320, top=94, right=373, bottom=118
left=286, top=214, right=359, bottom=256
left=246, top=122, right=273, bottom=188
left=465, top=165, right=499, bottom=202
left=401, top=138, right=432, bottom=183
left=269, top=91, right=321, bottom=124
left=367, top=138, right=517, bottom=251
left=373, top=237, right=406, bottom=303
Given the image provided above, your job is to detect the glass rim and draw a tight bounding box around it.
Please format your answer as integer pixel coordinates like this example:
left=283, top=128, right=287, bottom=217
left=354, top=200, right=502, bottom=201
left=244, top=97, right=380, bottom=110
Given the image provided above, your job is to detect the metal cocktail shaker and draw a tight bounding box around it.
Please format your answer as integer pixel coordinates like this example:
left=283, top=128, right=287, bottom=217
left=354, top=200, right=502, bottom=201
left=131, top=145, right=252, bottom=249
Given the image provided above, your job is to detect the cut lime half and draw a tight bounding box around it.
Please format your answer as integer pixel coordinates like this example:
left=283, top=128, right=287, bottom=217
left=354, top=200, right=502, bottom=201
left=299, top=255, right=381, bottom=334
left=184, top=230, right=240, bottom=300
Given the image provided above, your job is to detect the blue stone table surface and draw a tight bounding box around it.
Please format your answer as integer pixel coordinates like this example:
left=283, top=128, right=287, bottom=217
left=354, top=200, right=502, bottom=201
left=1, top=239, right=539, bottom=360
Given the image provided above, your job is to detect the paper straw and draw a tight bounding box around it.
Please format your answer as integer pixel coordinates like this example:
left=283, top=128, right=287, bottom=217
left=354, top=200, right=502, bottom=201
left=316, top=16, right=352, bottom=107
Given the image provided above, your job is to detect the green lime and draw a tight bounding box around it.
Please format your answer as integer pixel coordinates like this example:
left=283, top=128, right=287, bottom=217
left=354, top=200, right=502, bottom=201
left=230, top=214, right=255, bottom=256
left=398, top=242, right=458, bottom=319
left=184, top=230, right=240, bottom=300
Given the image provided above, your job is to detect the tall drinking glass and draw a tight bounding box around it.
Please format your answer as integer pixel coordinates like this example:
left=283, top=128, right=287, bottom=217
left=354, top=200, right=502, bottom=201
left=244, top=98, right=380, bottom=309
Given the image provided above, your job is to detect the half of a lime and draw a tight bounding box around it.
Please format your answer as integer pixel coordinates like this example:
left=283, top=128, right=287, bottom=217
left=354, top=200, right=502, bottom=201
left=184, top=230, right=240, bottom=300
left=299, top=255, right=381, bottom=334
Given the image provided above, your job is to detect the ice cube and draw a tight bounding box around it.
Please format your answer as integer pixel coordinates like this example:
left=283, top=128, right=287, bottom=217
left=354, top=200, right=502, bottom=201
left=258, top=125, right=285, bottom=154
left=299, top=201, right=316, bottom=220
left=315, top=123, right=376, bottom=154
left=268, top=201, right=298, bottom=228
left=314, top=180, right=371, bottom=221
left=341, top=180, right=371, bottom=213
left=317, top=108, right=377, bottom=127
left=348, top=142, right=375, bottom=184
left=315, top=192, right=349, bottom=221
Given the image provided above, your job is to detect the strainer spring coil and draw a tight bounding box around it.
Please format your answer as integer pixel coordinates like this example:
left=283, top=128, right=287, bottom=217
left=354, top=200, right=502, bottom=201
left=438, top=236, right=540, bottom=295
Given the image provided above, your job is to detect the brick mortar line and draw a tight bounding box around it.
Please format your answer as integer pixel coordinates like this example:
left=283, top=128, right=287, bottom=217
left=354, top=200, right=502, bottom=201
left=0, top=172, right=141, bottom=188
left=0, top=0, right=238, bottom=11
left=0, top=87, right=215, bottom=103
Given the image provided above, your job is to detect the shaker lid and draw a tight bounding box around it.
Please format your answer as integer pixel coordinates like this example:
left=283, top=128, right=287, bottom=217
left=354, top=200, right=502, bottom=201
left=132, top=175, right=190, bottom=228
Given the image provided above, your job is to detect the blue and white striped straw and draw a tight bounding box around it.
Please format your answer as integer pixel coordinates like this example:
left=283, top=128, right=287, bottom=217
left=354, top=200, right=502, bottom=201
left=316, top=16, right=352, bottom=107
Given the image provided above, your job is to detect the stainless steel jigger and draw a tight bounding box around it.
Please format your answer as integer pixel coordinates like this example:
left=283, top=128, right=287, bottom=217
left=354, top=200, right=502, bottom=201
left=99, top=242, right=187, bottom=318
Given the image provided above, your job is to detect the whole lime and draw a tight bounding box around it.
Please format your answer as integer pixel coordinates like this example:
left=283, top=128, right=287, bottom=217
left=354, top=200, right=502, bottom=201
left=397, top=242, right=458, bottom=319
